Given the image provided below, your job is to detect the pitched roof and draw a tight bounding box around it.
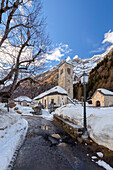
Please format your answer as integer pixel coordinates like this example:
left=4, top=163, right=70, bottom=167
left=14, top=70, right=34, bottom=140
left=58, top=60, right=73, bottom=68
left=34, top=86, right=67, bottom=100
left=14, top=96, right=32, bottom=102
left=92, top=88, right=113, bottom=98
left=97, top=88, right=113, bottom=96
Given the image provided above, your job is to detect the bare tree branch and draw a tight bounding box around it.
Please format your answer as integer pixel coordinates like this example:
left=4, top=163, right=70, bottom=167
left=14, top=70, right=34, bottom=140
left=14, top=77, right=38, bottom=90
left=0, top=0, right=50, bottom=98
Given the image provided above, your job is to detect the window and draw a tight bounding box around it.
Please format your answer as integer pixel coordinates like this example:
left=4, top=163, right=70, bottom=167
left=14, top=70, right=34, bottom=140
left=68, top=89, right=70, bottom=93
left=67, top=68, right=70, bottom=74
left=51, top=99, right=54, bottom=104
left=60, top=69, right=63, bottom=75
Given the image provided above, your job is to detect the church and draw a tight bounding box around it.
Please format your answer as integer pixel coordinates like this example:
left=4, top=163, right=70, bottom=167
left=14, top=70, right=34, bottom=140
left=33, top=61, right=73, bottom=109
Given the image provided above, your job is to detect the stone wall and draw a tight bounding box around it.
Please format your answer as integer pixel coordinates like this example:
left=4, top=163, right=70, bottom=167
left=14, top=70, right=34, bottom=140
left=92, top=91, right=113, bottom=106
left=53, top=114, right=83, bottom=140
left=92, top=91, right=104, bottom=106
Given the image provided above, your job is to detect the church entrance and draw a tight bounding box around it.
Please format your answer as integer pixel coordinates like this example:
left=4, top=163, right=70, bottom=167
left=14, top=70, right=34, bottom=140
left=96, top=100, right=101, bottom=107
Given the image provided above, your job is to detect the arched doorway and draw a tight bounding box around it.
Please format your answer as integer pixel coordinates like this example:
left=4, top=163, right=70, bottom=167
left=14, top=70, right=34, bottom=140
left=96, top=100, right=101, bottom=107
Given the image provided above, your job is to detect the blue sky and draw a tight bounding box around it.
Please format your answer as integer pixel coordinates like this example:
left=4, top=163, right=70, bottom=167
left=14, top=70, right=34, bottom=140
left=42, top=0, right=113, bottom=68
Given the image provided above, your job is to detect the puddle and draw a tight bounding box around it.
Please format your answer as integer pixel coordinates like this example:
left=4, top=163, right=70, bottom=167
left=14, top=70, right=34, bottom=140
left=40, top=126, right=50, bottom=130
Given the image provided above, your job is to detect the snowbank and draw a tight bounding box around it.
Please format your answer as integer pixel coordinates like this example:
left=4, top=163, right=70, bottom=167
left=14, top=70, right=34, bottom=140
left=0, top=119, right=28, bottom=170
left=55, top=104, right=113, bottom=151
left=88, top=111, right=113, bottom=151
left=0, top=104, right=21, bottom=129
left=13, top=104, right=34, bottom=116
left=96, top=160, right=113, bottom=170
left=40, top=109, right=54, bottom=121
left=55, top=104, right=82, bottom=126
left=0, top=103, right=28, bottom=170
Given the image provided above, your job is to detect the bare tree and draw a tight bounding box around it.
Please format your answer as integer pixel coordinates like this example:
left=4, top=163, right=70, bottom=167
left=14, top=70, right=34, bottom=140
left=0, top=0, right=50, bottom=98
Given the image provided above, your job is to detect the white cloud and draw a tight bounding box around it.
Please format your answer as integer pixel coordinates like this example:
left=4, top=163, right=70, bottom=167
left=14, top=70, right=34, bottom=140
left=90, top=46, right=105, bottom=53
left=102, top=30, right=113, bottom=44
left=66, top=56, right=71, bottom=62
left=44, top=48, right=64, bottom=61
left=90, top=30, right=113, bottom=54
left=73, top=55, right=78, bottom=59
left=43, top=43, right=71, bottom=62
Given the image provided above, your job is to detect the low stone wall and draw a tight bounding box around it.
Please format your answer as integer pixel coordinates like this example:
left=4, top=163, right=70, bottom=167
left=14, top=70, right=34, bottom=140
left=53, top=114, right=83, bottom=140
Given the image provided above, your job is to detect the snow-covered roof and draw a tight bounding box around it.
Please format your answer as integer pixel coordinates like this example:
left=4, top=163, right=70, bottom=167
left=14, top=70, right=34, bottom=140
left=34, top=86, right=67, bottom=100
left=92, top=88, right=113, bottom=97
left=97, top=88, right=113, bottom=96
left=14, top=96, right=32, bottom=102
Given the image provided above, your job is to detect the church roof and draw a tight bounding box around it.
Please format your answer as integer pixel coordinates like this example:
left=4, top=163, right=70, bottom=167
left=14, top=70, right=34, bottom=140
left=34, top=86, right=67, bottom=100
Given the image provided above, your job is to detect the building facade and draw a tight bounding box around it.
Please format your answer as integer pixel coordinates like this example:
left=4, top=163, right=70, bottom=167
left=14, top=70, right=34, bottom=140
left=58, top=61, right=73, bottom=99
left=33, top=86, right=68, bottom=109
left=14, top=96, right=32, bottom=106
left=92, top=88, right=113, bottom=107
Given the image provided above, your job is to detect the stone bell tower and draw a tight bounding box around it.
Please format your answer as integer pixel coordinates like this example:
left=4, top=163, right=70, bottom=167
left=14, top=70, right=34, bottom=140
left=58, top=60, right=73, bottom=99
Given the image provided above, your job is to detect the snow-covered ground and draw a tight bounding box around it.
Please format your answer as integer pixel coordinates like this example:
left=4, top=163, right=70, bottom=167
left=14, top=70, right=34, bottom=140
left=0, top=102, right=54, bottom=170
left=0, top=103, right=28, bottom=170
left=39, top=109, right=54, bottom=121
left=0, top=101, right=113, bottom=170
left=13, top=104, right=34, bottom=116
left=55, top=104, right=113, bottom=152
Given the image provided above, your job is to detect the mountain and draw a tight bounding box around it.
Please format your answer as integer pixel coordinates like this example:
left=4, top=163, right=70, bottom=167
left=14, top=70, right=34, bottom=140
left=13, top=67, right=59, bottom=99
left=12, top=45, right=113, bottom=99
left=73, top=50, right=113, bottom=100
left=71, top=45, right=113, bottom=78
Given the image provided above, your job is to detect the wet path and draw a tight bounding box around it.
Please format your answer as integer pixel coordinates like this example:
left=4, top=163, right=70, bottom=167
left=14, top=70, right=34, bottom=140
left=13, top=116, right=104, bottom=170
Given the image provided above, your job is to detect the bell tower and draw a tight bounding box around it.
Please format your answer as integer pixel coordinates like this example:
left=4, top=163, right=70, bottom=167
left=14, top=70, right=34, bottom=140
left=58, top=61, right=73, bottom=99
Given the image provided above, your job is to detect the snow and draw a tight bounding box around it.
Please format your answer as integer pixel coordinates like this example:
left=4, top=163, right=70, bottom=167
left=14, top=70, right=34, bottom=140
left=0, top=103, right=28, bottom=170
left=55, top=104, right=113, bottom=151
left=13, top=104, right=34, bottom=116
left=71, top=45, right=113, bottom=78
left=34, top=86, right=67, bottom=100
left=92, top=156, right=97, bottom=159
left=55, top=104, right=82, bottom=126
left=14, top=96, right=32, bottom=102
left=96, top=160, right=113, bottom=170
left=0, top=119, right=28, bottom=170
left=39, top=109, right=54, bottom=121
left=96, top=152, right=104, bottom=158
left=97, top=88, right=113, bottom=95
left=0, top=104, right=21, bottom=129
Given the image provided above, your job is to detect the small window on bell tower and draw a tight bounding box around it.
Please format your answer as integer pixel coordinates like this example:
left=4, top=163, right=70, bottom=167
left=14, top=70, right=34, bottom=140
left=60, top=69, right=63, bottom=75
left=67, top=68, right=70, bottom=74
